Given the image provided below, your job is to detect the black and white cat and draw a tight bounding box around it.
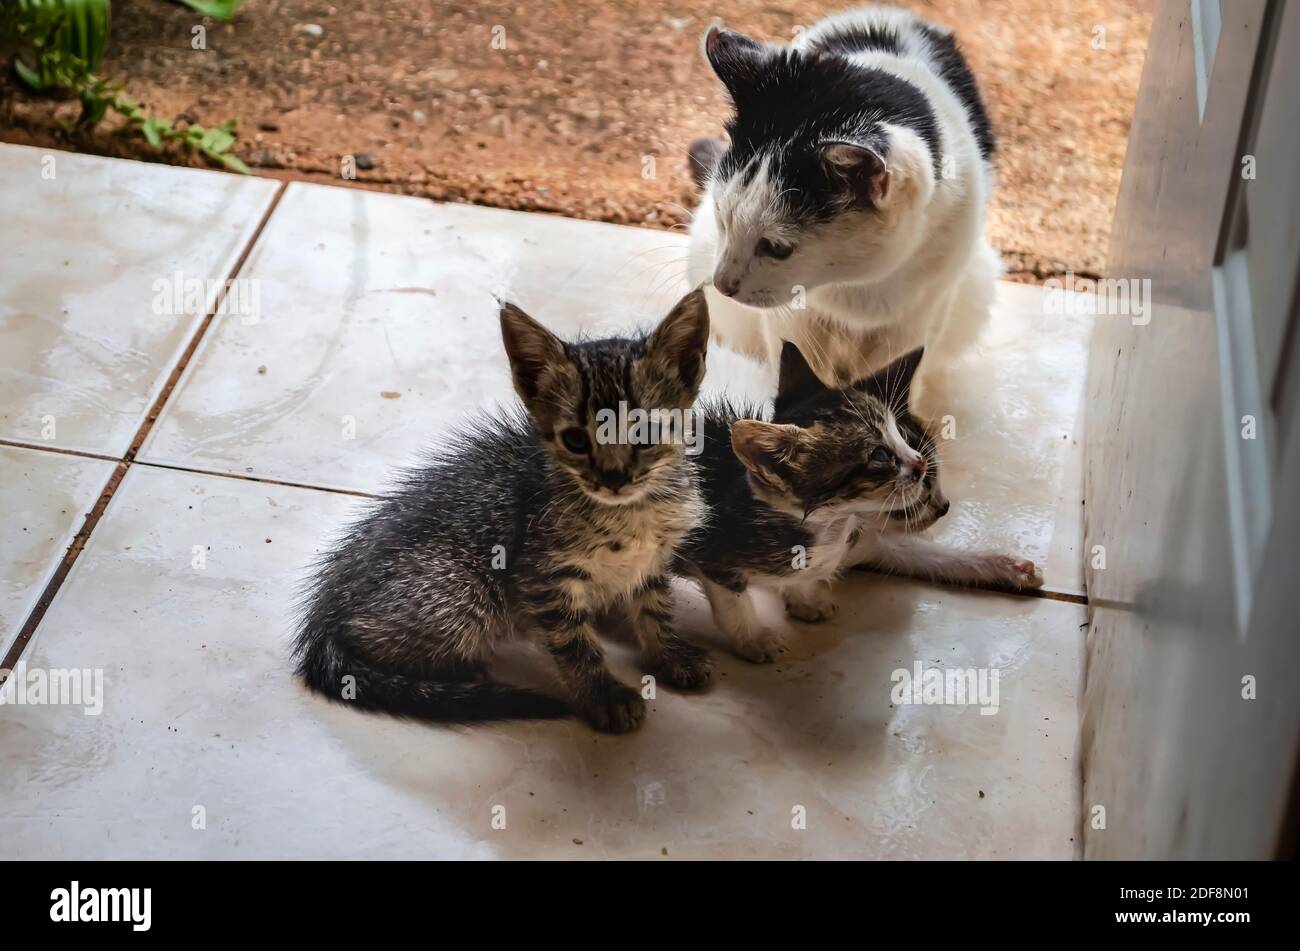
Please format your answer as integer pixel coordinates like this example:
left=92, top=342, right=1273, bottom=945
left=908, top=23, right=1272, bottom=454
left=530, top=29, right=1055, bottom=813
left=687, top=5, right=1000, bottom=416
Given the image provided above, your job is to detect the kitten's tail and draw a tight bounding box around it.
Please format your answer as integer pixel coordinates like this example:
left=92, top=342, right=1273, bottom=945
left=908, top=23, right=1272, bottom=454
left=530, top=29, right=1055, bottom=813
left=296, top=635, right=570, bottom=724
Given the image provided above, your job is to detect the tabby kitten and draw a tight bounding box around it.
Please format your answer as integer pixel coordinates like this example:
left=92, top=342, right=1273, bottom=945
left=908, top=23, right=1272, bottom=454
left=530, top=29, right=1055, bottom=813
left=294, top=289, right=713, bottom=732
left=680, top=341, right=1041, bottom=663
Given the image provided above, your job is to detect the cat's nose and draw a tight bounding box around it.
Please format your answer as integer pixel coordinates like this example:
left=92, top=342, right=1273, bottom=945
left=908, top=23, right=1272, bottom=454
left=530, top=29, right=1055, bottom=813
left=713, top=271, right=741, bottom=297
left=599, top=470, right=632, bottom=492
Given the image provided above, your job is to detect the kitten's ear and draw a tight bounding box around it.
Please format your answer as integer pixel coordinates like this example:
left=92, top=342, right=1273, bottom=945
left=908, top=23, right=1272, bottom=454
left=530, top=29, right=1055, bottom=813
left=731, top=420, right=803, bottom=487
left=703, top=24, right=766, bottom=95
left=775, top=340, right=829, bottom=413
left=856, top=347, right=925, bottom=410
left=645, top=287, right=710, bottom=396
left=499, top=302, right=570, bottom=404
left=822, top=142, right=890, bottom=207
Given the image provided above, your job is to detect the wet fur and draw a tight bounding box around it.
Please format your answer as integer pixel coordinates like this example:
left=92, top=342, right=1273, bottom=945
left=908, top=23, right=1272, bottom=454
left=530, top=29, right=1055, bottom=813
left=293, top=290, right=713, bottom=732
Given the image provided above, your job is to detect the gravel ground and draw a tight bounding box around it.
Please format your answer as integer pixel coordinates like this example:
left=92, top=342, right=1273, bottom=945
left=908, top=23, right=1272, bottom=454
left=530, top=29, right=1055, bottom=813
left=0, top=0, right=1152, bottom=280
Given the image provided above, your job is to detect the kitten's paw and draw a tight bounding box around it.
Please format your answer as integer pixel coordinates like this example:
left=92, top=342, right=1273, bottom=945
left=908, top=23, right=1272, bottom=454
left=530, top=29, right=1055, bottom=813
left=784, top=590, right=838, bottom=623
left=984, top=554, right=1045, bottom=590
left=734, top=629, right=784, bottom=664
left=583, top=683, right=647, bottom=733
left=651, top=644, right=714, bottom=691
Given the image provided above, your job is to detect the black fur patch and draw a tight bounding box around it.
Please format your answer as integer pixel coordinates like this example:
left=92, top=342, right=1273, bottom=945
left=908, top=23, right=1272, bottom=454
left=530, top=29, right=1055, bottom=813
left=715, top=48, right=941, bottom=219
left=805, top=22, right=903, bottom=56
left=918, top=24, right=996, bottom=159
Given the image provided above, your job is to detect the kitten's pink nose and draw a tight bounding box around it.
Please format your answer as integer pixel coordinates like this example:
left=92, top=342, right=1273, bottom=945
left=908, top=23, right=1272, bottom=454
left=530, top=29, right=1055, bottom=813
left=910, top=457, right=928, bottom=482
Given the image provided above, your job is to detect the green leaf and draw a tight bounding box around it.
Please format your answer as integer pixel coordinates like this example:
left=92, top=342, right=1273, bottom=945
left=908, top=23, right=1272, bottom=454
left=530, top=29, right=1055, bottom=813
left=23, top=0, right=111, bottom=71
left=171, top=0, right=244, bottom=22
left=14, top=58, right=46, bottom=91
left=218, top=152, right=250, bottom=174
left=74, top=0, right=110, bottom=69
left=10, top=0, right=111, bottom=90
left=78, top=92, right=108, bottom=126
left=200, top=126, right=235, bottom=154
left=141, top=118, right=170, bottom=148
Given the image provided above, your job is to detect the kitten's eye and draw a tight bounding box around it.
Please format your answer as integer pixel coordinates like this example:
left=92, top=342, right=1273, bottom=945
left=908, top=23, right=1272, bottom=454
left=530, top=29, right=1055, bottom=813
left=756, top=238, right=794, bottom=260
left=560, top=428, right=591, bottom=454
left=869, top=447, right=894, bottom=466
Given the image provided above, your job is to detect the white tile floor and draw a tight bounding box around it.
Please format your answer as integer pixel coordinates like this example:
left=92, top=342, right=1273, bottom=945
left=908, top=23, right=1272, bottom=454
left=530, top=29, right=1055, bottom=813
left=0, top=146, right=1086, bottom=859
left=0, top=445, right=115, bottom=658
left=0, top=144, right=278, bottom=455
left=139, top=182, right=700, bottom=493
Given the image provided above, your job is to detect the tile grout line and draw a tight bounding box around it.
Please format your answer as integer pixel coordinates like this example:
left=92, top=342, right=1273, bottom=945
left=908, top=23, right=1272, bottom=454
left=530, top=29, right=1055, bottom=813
left=1, top=438, right=1084, bottom=602
left=854, top=569, right=1088, bottom=605
left=133, top=459, right=379, bottom=499
left=1, top=181, right=289, bottom=676
left=3, top=428, right=1092, bottom=604
left=3, top=447, right=1086, bottom=666
left=103, top=459, right=1100, bottom=605
left=0, top=437, right=377, bottom=499
left=0, top=438, right=120, bottom=464
left=1027, top=588, right=1088, bottom=606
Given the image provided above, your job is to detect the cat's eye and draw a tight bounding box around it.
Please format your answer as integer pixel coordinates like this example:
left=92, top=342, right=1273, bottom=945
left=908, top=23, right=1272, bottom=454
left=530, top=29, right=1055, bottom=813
left=869, top=447, right=894, bottom=466
left=756, top=238, right=794, bottom=260
left=560, top=428, right=591, bottom=454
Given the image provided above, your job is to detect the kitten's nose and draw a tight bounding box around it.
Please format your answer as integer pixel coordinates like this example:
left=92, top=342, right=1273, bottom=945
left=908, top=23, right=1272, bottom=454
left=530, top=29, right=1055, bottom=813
left=599, top=470, right=631, bottom=492
left=713, top=270, right=741, bottom=297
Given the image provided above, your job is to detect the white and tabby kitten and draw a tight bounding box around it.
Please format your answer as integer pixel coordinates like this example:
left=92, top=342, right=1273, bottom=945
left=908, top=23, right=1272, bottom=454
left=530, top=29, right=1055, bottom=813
left=683, top=341, right=1042, bottom=663
left=687, top=4, right=1001, bottom=415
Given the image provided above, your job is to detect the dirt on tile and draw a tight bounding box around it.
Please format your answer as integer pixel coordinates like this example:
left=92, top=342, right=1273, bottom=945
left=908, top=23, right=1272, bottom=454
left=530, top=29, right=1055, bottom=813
left=0, top=0, right=1151, bottom=281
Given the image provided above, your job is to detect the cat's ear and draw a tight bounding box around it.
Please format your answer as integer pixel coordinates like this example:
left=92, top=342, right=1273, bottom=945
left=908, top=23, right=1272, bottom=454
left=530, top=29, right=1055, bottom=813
left=731, top=419, right=803, bottom=487
left=703, top=24, right=766, bottom=95
left=775, top=340, right=829, bottom=413
left=855, top=347, right=925, bottom=410
left=499, top=302, right=571, bottom=406
left=822, top=141, right=891, bottom=207
left=645, top=287, right=710, bottom=396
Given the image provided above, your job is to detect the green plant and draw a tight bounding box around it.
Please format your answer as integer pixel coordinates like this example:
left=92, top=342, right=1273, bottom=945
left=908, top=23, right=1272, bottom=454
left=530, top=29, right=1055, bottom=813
left=2, top=0, right=249, bottom=173
left=172, top=0, right=244, bottom=20
left=10, top=0, right=109, bottom=90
